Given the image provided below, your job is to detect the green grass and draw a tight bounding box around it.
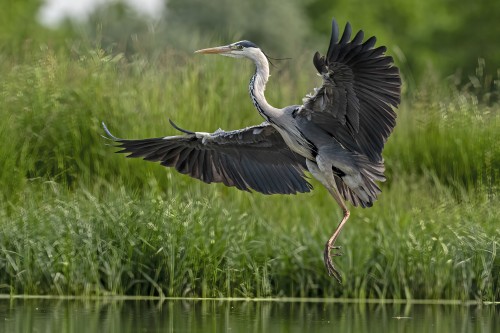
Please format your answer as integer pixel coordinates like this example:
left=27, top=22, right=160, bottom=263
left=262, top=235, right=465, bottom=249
left=0, top=44, right=499, bottom=300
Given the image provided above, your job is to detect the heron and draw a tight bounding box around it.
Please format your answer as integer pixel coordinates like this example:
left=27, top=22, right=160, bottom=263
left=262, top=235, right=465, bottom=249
left=103, top=18, right=401, bottom=282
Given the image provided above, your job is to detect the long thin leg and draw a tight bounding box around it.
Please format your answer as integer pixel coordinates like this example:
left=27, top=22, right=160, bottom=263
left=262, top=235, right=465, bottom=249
left=324, top=186, right=350, bottom=283
left=306, top=158, right=350, bottom=283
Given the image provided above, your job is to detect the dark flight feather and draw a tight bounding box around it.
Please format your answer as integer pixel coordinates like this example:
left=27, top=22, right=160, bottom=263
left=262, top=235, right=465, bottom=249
left=103, top=122, right=312, bottom=195
left=301, top=19, right=401, bottom=163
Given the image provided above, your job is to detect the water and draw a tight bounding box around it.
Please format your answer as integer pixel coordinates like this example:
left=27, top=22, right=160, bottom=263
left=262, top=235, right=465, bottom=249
left=0, top=298, right=498, bottom=333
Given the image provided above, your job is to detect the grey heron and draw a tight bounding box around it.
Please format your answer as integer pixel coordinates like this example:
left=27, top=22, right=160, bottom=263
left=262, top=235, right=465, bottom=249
left=103, top=18, right=401, bottom=282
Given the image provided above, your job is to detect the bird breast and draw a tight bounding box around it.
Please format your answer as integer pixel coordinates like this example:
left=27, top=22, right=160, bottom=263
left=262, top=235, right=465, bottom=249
left=273, top=124, right=315, bottom=160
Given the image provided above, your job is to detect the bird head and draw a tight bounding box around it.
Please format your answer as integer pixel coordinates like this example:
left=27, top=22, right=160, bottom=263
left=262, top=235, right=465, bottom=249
left=195, top=40, right=260, bottom=59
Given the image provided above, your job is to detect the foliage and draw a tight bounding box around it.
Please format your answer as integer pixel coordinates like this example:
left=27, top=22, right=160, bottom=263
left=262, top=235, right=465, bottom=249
left=4, top=0, right=499, bottom=82
left=0, top=0, right=499, bottom=300
left=307, top=0, right=500, bottom=81
left=0, top=44, right=499, bottom=299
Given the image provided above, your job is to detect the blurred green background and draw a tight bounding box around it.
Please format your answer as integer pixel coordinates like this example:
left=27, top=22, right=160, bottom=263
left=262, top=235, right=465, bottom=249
left=3, top=0, right=500, bottom=83
left=0, top=0, right=499, bottom=299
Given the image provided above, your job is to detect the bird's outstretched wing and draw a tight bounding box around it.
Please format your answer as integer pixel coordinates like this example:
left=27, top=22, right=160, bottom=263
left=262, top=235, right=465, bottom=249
left=103, top=121, right=312, bottom=195
left=300, top=19, right=401, bottom=163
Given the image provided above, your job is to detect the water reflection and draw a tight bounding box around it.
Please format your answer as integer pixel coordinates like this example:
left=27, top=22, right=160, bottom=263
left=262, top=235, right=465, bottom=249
left=0, top=298, right=498, bottom=333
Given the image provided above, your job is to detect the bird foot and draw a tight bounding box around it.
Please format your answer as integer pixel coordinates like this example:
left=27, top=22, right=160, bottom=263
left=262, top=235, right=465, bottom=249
left=324, top=243, right=343, bottom=283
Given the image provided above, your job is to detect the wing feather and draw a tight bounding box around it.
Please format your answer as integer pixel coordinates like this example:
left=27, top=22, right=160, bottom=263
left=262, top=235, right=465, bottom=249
left=103, top=122, right=312, bottom=195
left=301, top=18, right=401, bottom=163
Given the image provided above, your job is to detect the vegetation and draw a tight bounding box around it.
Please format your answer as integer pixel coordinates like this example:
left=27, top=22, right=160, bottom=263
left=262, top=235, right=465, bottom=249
left=1, top=42, right=499, bottom=300
left=0, top=0, right=499, bottom=300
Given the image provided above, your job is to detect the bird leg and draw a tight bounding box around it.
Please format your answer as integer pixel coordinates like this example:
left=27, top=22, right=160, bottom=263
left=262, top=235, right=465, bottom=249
left=324, top=187, right=350, bottom=283
left=305, top=159, right=351, bottom=282
left=324, top=207, right=350, bottom=283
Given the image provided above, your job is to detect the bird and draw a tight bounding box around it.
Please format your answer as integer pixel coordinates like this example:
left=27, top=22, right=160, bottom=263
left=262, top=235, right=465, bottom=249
left=103, top=18, right=401, bottom=283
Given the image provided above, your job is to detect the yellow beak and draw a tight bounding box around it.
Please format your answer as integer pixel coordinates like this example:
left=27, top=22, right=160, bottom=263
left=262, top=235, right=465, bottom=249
left=194, top=46, right=232, bottom=54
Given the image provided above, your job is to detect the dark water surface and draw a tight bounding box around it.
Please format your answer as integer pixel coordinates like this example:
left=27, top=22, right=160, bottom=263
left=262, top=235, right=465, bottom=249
left=0, top=298, right=498, bottom=333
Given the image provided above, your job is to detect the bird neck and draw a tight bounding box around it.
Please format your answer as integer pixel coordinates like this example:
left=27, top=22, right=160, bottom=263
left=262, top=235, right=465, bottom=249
left=248, top=51, right=280, bottom=121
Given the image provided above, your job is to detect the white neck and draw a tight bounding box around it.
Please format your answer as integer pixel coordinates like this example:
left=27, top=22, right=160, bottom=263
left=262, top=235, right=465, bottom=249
left=247, top=49, right=280, bottom=120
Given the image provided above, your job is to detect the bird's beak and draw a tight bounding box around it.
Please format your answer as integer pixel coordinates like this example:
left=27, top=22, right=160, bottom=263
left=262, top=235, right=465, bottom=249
left=194, top=45, right=232, bottom=54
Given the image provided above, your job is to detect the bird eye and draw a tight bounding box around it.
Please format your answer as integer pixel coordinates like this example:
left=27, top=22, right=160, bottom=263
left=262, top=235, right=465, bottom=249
left=232, top=44, right=244, bottom=50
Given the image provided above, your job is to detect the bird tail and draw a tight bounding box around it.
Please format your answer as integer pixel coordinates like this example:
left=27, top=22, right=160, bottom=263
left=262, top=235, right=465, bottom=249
left=335, top=156, right=385, bottom=208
